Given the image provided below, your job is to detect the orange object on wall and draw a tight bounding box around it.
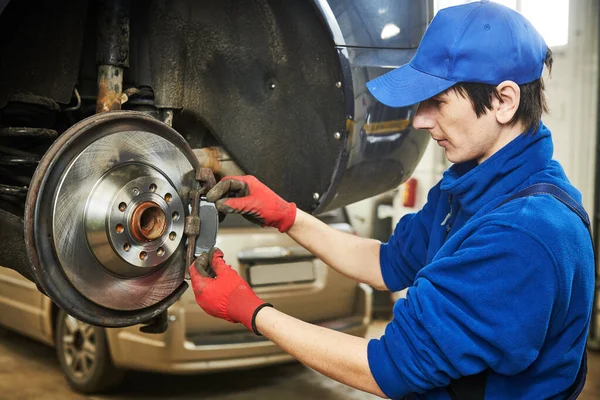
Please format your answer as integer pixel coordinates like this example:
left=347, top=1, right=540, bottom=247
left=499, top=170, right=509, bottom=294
left=403, top=178, right=418, bottom=208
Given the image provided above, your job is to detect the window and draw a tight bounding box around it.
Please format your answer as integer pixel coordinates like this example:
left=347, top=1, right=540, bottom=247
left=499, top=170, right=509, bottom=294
left=434, top=0, right=569, bottom=47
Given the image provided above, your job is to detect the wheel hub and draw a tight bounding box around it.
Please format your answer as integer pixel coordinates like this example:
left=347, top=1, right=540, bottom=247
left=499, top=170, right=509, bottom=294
left=83, top=163, right=185, bottom=277
left=73, top=331, right=84, bottom=351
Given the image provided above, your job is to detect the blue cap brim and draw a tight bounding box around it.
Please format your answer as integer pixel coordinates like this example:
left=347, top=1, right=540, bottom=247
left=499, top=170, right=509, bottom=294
left=367, top=64, right=457, bottom=108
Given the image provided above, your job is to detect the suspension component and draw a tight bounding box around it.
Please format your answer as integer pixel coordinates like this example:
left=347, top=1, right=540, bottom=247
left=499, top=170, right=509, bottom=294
left=96, top=0, right=130, bottom=113
left=0, top=184, right=27, bottom=197
left=0, top=127, right=58, bottom=139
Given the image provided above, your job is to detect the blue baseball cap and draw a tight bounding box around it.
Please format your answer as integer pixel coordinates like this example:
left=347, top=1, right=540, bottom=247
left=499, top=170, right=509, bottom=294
left=367, top=0, right=547, bottom=108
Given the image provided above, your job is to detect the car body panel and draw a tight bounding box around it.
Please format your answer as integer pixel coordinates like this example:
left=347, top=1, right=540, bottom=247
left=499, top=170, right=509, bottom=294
left=311, top=0, right=430, bottom=49
left=0, top=268, right=48, bottom=343
left=105, top=284, right=370, bottom=374
left=316, top=47, right=431, bottom=213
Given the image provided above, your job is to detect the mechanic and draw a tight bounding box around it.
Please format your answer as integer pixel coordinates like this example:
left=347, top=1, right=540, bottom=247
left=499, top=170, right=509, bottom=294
left=189, top=1, right=594, bottom=399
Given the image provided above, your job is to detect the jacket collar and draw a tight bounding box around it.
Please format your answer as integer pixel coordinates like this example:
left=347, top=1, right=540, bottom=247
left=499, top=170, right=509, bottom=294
left=440, top=123, right=553, bottom=215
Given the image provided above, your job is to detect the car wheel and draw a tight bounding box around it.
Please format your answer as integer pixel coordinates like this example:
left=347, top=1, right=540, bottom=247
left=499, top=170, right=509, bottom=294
left=55, top=309, right=125, bottom=394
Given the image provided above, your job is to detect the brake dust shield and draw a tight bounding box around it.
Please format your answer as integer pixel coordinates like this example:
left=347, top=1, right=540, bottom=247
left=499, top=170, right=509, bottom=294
left=25, top=111, right=199, bottom=326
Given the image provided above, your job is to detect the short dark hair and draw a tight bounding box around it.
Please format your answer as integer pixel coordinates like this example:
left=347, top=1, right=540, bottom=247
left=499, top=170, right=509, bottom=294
left=451, top=47, right=553, bottom=133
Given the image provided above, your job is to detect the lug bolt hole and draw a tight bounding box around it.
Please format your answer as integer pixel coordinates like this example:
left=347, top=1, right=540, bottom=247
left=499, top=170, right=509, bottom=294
left=169, top=231, right=176, bottom=241
left=123, top=242, right=131, bottom=252
left=139, top=251, right=147, bottom=260
left=149, top=183, right=157, bottom=193
left=115, top=224, right=124, bottom=234
left=157, top=247, right=165, bottom=256
left=118, top=202, right=127, bottom=212
left=172, top=211, right=179, bottom=221
left=164, top=193, right=172, bottom=202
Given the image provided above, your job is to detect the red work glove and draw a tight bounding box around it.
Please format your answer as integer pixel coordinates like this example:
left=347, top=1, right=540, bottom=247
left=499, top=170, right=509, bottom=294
left=206, top=175, right=297, bottom=233
left=189, top=248, right=273, bottom=335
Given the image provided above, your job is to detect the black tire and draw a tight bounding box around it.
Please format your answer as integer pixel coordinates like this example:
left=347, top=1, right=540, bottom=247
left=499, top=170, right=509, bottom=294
left=55, top=309, right=125, bottom=394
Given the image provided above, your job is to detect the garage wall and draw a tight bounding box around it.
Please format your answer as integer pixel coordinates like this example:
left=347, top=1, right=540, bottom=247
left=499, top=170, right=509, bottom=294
left=543, top=0, right=599, bottom=216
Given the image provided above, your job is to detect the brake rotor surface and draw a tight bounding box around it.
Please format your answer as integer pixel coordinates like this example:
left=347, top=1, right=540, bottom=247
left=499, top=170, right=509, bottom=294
left=25, top=111, right=198, bottom=314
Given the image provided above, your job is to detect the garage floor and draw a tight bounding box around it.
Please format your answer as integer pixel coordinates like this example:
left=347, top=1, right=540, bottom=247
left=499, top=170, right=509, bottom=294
left=0, top=321, right=598, bottom=400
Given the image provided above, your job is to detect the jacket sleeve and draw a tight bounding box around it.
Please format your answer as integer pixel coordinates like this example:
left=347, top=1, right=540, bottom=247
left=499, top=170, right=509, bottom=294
left=368, top=224, right=559, bottom=399
left=379, top=182, right=442, bottom=291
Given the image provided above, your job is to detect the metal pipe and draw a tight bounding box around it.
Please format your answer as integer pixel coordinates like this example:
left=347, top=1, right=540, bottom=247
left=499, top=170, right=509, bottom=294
left=192, top=147, right=245, bottom=177
left=97, top=65, right=126, bottom=113
left=96, top=0, right=130, bottom=113
left=64, top=88, right=82, bottom=111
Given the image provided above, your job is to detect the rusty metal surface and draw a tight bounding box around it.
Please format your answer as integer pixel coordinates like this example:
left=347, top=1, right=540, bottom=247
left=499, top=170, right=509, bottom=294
left=183, top=167, right=216, bottom=279
left=95, top=0, right=130, bottom=112
left=0, top=0, right=87, bottom=108
left=97, top=65, right=125, bottom=113
left=192, top=147, right=245, bottom=177
left=24, top=112, right=199, bottom=324
left=195, top=166, right=216, bottom=189
left=129, top=201, right=168, bottom=242
left=184, top=190, right=202, bottom=277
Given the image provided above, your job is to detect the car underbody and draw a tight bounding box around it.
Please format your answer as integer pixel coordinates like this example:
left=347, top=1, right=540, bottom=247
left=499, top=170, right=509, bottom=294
left=0, top=0, right=431, bottom=328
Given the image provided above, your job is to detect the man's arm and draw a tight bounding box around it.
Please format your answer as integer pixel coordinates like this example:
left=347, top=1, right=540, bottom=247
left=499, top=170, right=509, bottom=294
left=287, top=209, right=385, bottom=289
left=190, top=249, right=388, bottom=398
left=207, top=176, right=386, bottom=290
left=255, top=306, right=387, bottom=398
left=207, top=175, right=442, bottom=291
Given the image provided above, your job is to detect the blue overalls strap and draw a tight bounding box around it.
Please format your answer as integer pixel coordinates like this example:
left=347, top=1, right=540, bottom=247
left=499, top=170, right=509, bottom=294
left=498, top=183, right=589, bottom=400
left=444, top=183, right=589, bottom=400
left=498, top=183, right=591, bottom=233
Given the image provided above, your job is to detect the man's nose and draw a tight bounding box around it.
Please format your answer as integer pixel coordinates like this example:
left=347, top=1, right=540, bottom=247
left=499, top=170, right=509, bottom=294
left=413, top=103, right=435, bottom=130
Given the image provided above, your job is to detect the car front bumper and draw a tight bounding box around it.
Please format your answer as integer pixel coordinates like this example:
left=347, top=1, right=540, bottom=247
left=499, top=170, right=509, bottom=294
left=107, top=283, right=372, bottom=374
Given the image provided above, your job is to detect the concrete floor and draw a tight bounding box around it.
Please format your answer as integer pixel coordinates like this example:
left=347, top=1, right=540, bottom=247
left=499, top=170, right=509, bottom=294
left=0, top=322, right=598, bottom=400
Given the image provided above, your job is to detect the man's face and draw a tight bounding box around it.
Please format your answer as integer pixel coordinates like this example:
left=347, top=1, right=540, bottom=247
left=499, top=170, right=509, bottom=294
left=413, top=89, right=502, bottom=164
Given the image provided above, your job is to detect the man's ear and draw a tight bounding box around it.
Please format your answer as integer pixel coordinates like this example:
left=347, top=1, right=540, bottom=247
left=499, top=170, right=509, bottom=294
left=494, top=81, right=520, bottom=124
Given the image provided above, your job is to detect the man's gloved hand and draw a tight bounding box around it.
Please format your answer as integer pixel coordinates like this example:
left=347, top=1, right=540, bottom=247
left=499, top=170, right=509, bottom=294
left=190, top=248, right=273, bottom=335
left=206, top=175, right=297, bottom=233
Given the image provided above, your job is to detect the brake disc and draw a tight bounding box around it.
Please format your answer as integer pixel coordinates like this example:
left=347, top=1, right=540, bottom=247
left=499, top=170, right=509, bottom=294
left=25, top=111, right=199, bottom=326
